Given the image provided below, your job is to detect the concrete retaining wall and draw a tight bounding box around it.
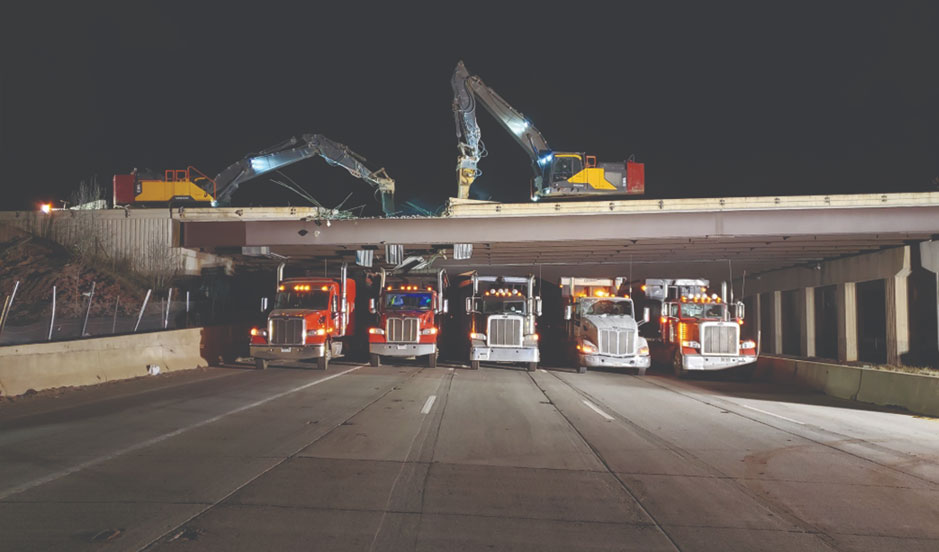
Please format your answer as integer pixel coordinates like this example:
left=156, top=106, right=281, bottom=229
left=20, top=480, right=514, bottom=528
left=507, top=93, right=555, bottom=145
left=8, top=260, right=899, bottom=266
left=0, top=326, right=245, bottom=397
left=757, top=355, right=939, bottom=417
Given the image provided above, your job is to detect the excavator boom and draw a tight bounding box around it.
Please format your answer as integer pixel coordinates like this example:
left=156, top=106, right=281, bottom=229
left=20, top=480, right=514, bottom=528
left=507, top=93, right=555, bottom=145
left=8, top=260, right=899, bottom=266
left=213, top=134, right=395, bottom=215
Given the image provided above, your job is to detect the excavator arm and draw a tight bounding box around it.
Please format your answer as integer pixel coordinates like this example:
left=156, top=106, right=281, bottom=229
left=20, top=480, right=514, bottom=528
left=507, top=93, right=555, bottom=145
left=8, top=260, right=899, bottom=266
left=212, top=134, right=396, bottom=215
left=451, top=61, right=551, bottom=199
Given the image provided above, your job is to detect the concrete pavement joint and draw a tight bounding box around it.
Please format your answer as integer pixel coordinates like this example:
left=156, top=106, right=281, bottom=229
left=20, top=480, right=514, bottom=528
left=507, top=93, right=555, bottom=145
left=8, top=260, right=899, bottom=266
left=640, top=374, right=939, bottom=488
left=541, top=370, right=846, bottom=551
left=136, top=364, right=427, bottom=551
left=526, top=371, right=684, bottom=552
left=0, top=365, right=366, bottom=501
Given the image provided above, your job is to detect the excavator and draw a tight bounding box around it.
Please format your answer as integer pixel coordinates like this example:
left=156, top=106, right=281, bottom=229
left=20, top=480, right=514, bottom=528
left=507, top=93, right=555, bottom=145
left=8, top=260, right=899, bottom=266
left=113, top=134, right=396, bottom=215
left=451, top=61, right=645, bottom=201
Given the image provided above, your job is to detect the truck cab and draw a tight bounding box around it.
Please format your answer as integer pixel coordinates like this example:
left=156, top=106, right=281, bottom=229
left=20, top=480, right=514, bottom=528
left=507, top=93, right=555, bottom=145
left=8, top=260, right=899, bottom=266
left=649, top=279, right=757, bottom=377
left=562, top=277, right=651, bottom=374
left=249, top=264, right=354, bottom=370
left=465, top=274, right=542, bottom=371
left=367, top=269, right=447, bottom=367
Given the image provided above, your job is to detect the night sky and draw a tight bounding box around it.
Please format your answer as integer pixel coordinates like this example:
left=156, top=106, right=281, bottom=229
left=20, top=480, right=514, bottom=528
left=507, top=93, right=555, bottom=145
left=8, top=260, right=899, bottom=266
left=2, top=2, right=937, bottom=214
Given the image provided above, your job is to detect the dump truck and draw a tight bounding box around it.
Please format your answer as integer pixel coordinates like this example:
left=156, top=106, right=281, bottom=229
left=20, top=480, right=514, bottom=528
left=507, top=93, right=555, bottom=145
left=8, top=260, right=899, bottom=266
left=367, top=268, right=448, bottom=367
left=640, top=278, right=756, bottom=377
left=250, top=263, right=355, bottom=370
left=463, top=273, right=542, bottom=371
left=561, top=277, right=651, bottom=374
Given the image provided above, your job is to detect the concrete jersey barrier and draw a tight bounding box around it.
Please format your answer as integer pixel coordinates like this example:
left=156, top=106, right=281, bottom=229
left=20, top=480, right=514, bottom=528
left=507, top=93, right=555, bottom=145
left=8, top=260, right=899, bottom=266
left=758, top=355, right=939, bottom=417
left=0, top=326, right=244, bottom=397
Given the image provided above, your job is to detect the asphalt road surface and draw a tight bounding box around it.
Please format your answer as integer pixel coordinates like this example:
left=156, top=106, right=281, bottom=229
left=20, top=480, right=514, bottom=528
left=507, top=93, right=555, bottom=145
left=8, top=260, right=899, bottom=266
left=1, top=359, right=937, bottom=551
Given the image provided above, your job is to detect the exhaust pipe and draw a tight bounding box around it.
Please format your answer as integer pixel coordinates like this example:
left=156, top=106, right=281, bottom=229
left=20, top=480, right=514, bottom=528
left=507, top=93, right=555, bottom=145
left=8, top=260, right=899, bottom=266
left=276, top=262, right=286, bottom=287
left=721, top=281, right=728, bottom=321
left=437, top=269, right=446, bottom=312
left=340, top=263, right=348, bottom=334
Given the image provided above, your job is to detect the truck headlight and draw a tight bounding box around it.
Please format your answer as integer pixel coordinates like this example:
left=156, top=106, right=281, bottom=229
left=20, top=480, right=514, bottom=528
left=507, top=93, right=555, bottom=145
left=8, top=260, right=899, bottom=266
left=421, top=327, right=438, bottom=335
left=250, top=327, right=267, bottom=337
left=523, top=333, right=539, bottom=345
left=681, top=340, right=700, bottom=349
left=577, top=339, right=597, bottom=354
left=470, top=332, right=486, bottom=341
left=307, top=328, right=326, bottom=337
left=369, top=327, right=385, bottom=335
left=638, top=337, right=649, bottom=356
left=740, top=340, right=756, bottom=349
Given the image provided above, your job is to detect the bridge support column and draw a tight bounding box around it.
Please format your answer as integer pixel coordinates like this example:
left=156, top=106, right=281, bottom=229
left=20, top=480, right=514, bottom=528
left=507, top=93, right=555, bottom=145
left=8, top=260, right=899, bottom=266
left=885, top=253, right=912, bottom=366
left=800, top=287, right=816, bottom=358
left=837, top=282, right=858, bottom=362
left=772, top=291, right=783, bottom=354
left=920, top=241, right=939, bottom=362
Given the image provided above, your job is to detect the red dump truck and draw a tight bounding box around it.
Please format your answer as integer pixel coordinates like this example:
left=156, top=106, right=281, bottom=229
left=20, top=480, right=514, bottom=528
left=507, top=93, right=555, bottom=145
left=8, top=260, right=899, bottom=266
left=367, top=269, right=447, bottom=367
left=250, top=263, right=355, bottom=370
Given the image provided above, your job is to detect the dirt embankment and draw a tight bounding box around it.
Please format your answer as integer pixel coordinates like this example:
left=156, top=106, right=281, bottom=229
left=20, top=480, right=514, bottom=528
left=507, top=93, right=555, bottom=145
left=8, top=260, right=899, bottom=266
left=0, top=225, right=151, bottom=324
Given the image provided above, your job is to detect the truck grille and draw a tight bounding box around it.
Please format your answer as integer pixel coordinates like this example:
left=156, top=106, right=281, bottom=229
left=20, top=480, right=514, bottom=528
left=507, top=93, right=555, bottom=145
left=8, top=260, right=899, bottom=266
left=488, top=316, right=523, bottom=347
left=270, top=318, right=304, bottom=345
left=701, top=324, right=739, bottom=355
left=599, top=329, right=635, bottom=355
left=386, top=317, right=419, bottom=343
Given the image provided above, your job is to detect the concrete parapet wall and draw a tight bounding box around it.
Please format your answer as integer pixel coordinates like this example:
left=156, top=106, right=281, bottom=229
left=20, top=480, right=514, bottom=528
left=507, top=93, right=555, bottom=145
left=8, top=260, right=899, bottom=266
left=757, top=355, right=939, bottom=417
left=0, top=326, right=245, bottom=397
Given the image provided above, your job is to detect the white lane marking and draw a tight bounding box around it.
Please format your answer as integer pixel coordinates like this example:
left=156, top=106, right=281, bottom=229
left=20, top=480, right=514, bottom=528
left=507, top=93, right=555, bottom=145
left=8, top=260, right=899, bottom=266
left=539, top=369, right=548, bottom=374
left=582, top=399, right=615, bottom=421
left=740, top=404, right=806, bottom=425
left=0, top=365, right=364, bottom=501
left=420, top=395, right=437, bottom=414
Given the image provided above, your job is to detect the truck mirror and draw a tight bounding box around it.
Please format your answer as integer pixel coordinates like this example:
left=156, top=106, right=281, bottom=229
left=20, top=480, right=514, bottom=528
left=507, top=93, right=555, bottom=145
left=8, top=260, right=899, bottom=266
left=564, top=305, right=572, bottom=321
left=736, top=301, right=745, bottom=319
left=642, top=307, right=651, bottom=323
left=332, top=296, right=338, bottom=312
left=443, top=299, right=449, bottom=314
left=535, top=297, right=543, bottom=317
left=465, top=297, right=473, bottom=313
left=369, top=298, right=376, bottom=314
left=260, top=297, right=269, bottom=312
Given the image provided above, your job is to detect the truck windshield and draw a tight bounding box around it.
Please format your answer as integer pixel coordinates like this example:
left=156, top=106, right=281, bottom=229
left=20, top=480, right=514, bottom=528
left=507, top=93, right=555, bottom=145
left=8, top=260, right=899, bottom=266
left=384, top=292, right=433, bottom=310
left=584, top=299, right=633, bottom=316
left=274, top=290, right=329, bottom=310
left=481, top=298, right=527, bottom=314
left=680, top=303, right=724, bottom=319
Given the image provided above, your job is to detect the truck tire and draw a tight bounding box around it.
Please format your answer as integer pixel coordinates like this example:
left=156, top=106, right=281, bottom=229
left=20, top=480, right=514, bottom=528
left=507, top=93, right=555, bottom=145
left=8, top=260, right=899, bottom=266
left=577, top=365, right=587, bottom=374
left=673, top=351, right=686, bottom=379
left=527, top=362, right=538, bottom=372
left=637, top=366, right=647, bottom=376
left=427, top=353, right=437, bottom=368
left=471, top=360, right=480, bottom=370
left=370, top=353, right=380, bottom=367
left=255, top=358, right=268, bottom=370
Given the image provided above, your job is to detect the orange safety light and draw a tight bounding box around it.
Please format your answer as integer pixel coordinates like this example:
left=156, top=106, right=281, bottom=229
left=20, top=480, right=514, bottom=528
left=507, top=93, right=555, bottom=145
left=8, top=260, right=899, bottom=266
left=278, top=285, right=285, bottom=291
left=386, top=285, right=392, bottom=291
left=659, top=316, right=667, bottom=324
left=250, top=327, right=260, bottom=336
left=701, top=287, right=707, bottom=292
left=641, top=284, right=647, bottom=292
left=737, top=318, right=744, bottom=325
left=321, top=285, right=328, bottom=291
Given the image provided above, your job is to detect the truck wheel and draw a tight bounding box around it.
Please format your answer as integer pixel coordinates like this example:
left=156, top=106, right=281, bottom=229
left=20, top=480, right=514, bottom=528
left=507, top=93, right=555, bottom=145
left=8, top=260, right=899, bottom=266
left=255, top=358, right=268, bottom=370
left=370, top=353, right=380, bottom=367
left=578, top=365, right=587, bottom=374
left=527, top=362, right=538, bottom=372
left=427, top=353, right=437, bottom=368
left=471, top=360, right=480, bottom=370
left=672, top=351, right=686, bottom=379
left=637, top=366, right=647, bottom=376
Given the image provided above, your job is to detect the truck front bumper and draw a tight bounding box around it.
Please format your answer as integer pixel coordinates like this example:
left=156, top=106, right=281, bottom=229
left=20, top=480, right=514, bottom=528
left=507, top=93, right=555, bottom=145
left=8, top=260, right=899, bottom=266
left=250, top=343, right=325, bottom=361
left=581, top=354, right=651, bottom=369
left=370, top=343, right=437, bottom=357
left=683, top=354, right=757, bottom=371
left=471, top=346, right=540, bottom=363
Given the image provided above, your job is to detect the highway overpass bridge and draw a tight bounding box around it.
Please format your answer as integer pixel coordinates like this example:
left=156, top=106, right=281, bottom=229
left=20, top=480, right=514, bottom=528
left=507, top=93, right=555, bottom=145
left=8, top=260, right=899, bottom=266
left=175, top=192, right=939, bottom=368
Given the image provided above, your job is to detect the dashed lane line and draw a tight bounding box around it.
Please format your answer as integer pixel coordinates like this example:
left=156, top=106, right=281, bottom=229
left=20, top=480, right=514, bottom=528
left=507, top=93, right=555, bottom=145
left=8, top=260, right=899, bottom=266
left=582, top=399, right=615, bottom=421
left=420, top=395, right=437, bottom=414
